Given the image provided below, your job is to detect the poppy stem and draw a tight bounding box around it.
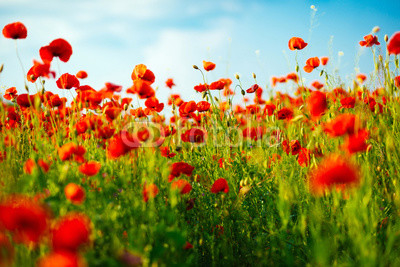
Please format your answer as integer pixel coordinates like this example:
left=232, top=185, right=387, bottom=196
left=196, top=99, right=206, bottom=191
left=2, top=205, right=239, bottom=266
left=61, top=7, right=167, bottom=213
left=14, top=40, right=28, bottom=91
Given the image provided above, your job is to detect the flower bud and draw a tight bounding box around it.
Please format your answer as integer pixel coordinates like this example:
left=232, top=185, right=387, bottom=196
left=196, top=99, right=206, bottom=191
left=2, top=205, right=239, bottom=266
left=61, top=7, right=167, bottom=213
left=295, top=65, right=299, bottom=72
left=241, top=90, right=245, bottom=96
left=235, top=73, right=240, bottom=80
left=372, top=26, right=380, bottom=33
left=384, top=34, right=389, bottom=42
left=0, top=64, right=3, bottom=73
left=252, top=73, right=256, bottom=79
left=193, top=65, right=199, bottom=70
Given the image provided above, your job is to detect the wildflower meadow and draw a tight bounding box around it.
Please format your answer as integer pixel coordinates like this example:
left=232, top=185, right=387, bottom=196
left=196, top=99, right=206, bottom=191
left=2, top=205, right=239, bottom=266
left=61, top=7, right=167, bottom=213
left=1, top=3, right=400, bottom=266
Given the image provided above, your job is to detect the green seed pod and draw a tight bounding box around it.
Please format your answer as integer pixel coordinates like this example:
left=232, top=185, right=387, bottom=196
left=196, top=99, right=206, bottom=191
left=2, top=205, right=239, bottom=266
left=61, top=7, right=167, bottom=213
left=34, top=96, right=41, bottom=109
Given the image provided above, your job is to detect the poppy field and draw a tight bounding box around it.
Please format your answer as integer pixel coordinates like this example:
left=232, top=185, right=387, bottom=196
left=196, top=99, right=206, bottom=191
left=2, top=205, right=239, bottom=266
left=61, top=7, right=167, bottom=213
left=1, top=20, right=400, bottom=266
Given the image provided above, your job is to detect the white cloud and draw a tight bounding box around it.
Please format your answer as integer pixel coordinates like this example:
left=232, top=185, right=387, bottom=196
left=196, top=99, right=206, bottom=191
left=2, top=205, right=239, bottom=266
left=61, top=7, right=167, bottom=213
left=143, top=24, right=233, bottom=104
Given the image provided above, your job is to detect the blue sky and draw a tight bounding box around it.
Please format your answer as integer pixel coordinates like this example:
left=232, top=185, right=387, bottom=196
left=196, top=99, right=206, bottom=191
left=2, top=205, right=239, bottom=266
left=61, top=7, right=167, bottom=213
left=1, top=0, right=399, bottom=105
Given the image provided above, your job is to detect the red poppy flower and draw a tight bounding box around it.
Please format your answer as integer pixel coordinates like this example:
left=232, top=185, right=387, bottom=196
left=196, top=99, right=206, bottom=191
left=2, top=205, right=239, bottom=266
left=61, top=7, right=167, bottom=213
left=136, top=128, right=150, bottom=142
left=246, top=84, right=259, bottom=94
left=165, top=78, right=175, bottom=89
left=2, top=22, right=27, bottom=39
left=40, top=38, right=73, bottom=63
left=103, top=82, right=122, bottom=93
left=209, top=80, right=226, bottom=90
left=51, top=213, right=91, bottom=252
left=37, top=159, right=51, bottom=173
left=203, top=61, right=216, bottom=71
left=289, top=140, right=301, bottom=155
left=171, top=179, right=192, bottom=194
left=131, top=64, right=155, bottom=84
left=356, top=73, right=367, bottom=84
left=309, top=154, right=360, bottom=195
left=56, top=73, right=80, bottom=89
left=160, top=146, right=176, bottom=158
left=271, top=76, right=287, bottom=87
left=78, top=161, right=100, bottom=176
left=387, top=32, right=400, bottom=55
left=340, top=97, right=356, bottom=109
left=196, top=101, right=210, bottom=112
left=37, top=251, right=85, bottom=267
left=286, top=73, right=299, bottom=83
left=16, top=94, right=34, bottom=108
left=323, top=114, right=356, bottom=137
left=194, top=83, right=208, bottom=92
left=58, top=143, right=86, bottom=162
left=76, top=70, right=87, bottom=79
left=0, top=195, right=49, bottom=245
left=264, top=104, right=276, bottom=116
left=145, top=97, right=164, bottom=112
left=359, top=34, right=380, bottom=47
left=277, top=107, right=293, bottom=120
left=107, top=131, right=140, bottom=159
left=179, top=101, right=197, bottom=117
left=288, top=37, right=308, bottom=50
left=342, top=129, right=369, bottom=154
left=183, top=241, right=193, bottom=250
left=169, top=162, right=195, bottom=182
left=143, top=183, right=159, bottom=202
left=127, top=79, right=155, bottom=99
left=304, top=57, right=320, bottom=73
left=27, top=60, right=54, bottom=82
left=243, top=127, right=263, bottom=141
left=3, top=87, right=18, bottom=101
left=121, top=97, right=132, bottom=107
left=321, top=57, right=329, bottom=66
left=64, top=183, right=85, bottom=205
left=311, top=81, right=324, bottom=90
left=23, top=158, right=36, bottom=174
left=211, top=178, right=229, bottom=193
left=395, top=76, right=400, bottom=88
left=181, top=128, right=205, bottom=143
left=298, top=148, right=311, bottom=167
left=161, top=125, right=176, bottom=137
left=306, top=91, right=327, bottom=118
